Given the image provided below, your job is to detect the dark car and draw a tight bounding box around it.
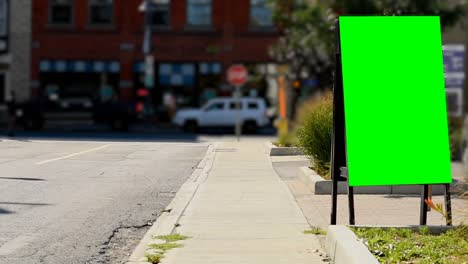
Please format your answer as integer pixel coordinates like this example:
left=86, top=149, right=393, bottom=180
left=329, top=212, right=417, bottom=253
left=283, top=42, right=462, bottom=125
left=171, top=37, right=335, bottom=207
left=92, top=100, right=137, bottom=131
left=15, top=99, right=137, bottom=131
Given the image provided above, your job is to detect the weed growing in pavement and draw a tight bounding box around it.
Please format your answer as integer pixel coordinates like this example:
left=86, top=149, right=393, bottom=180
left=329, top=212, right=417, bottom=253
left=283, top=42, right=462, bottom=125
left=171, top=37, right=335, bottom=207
left=304, top=227, right=327, bottom=235
left=150, top=242, right=183, bottom=252
left=145, top=252, right=164, bottom=264
left=352, top=225, right=468, bottom=264
left=424, top=198, right=452, bottom=225
left=154, top=234, right=190, bottom=242
left=145, top=234, right=191, bottom=263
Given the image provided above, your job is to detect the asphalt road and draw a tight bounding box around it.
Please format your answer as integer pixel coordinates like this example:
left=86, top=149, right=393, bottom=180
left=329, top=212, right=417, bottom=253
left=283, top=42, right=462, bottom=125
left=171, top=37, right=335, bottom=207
left=0, top=137, right=208, bottom=264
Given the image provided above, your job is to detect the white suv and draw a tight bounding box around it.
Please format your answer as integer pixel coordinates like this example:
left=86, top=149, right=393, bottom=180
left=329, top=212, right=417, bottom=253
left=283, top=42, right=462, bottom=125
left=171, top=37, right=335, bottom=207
left=173, top=97, right=269, bottom=133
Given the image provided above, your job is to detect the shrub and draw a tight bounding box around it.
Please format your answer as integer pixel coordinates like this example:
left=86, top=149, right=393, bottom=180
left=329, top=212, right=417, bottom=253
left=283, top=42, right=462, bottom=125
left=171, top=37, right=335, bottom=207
left=296, top=91, right=333, bottom=178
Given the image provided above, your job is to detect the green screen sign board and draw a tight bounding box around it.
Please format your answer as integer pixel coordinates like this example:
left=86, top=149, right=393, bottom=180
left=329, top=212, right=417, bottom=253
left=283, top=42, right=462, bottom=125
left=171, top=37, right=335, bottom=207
left=339, top=16, right=452, bottom=187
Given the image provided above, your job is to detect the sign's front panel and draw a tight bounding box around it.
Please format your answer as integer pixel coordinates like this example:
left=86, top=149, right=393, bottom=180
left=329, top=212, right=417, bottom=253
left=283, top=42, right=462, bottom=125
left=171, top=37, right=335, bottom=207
left=339, top=16, right=452, bottom=186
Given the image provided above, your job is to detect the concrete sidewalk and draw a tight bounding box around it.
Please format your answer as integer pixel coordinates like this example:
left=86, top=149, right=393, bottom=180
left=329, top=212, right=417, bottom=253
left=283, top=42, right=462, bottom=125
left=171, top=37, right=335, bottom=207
left=163, top=141, right=327, bottom=264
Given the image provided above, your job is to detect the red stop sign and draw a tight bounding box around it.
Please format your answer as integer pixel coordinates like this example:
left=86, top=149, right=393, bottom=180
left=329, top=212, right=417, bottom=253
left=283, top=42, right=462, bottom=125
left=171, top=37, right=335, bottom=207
left=227, top=64, right=248, bottom=86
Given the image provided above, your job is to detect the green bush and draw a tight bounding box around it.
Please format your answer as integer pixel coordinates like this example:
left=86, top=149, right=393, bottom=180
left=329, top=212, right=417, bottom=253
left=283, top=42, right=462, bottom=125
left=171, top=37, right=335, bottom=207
left=296, top=91, right=333, bottom=179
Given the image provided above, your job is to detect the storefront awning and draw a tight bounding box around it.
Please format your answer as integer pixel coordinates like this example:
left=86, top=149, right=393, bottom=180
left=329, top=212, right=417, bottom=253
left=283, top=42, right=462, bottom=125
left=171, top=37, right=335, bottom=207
left=40, top=60, right=120, bottom=73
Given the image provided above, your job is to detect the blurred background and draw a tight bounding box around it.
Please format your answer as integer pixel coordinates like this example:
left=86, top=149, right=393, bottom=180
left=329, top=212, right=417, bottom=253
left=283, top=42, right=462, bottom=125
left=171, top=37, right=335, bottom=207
left=0, top=0, right=465, bottom=150
left=0, top=2, right=467, bottom=262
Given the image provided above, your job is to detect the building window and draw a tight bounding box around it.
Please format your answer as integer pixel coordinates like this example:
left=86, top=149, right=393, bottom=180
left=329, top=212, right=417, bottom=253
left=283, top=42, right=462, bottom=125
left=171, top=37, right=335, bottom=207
left=0, top=0, right=8, bottom=54
left=89, top=0, right=113, bottom=25
left=152, top=0, right=170, bottom=27
left=250, top=0, right=274, bottom=28
left=187, top=0, right=211, bottom=27
left=0, top=0, right=7, bottom=36
left=49, top=0, right=73, bottom=25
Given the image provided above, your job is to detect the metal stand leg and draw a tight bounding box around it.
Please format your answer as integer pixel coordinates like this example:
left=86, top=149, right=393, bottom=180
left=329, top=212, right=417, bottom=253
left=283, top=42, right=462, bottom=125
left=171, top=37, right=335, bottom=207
left=420, top=185, right=429, bottom=225
left=444, top=184, right=453, bottom=226
left=331, top=179, right=338, bottom=225
left=348, top=185, right=355, bottom=225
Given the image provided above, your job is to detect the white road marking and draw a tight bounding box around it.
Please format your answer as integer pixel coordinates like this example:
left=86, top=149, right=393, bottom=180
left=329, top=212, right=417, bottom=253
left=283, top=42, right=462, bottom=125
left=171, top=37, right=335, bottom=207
left=0, top=235, right=37, bottom=256
left=35, top=144, right=112, bottom=165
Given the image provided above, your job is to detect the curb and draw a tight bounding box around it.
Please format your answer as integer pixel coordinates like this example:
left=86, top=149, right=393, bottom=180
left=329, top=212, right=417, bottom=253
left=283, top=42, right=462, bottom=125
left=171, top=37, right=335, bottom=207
left=298, top=166, right=446, bottom=195
left=266, top=142, right=304, bottom=156
left=126, top=143, right=217, bottom=264
left=326, top=225, right=379, bottom=264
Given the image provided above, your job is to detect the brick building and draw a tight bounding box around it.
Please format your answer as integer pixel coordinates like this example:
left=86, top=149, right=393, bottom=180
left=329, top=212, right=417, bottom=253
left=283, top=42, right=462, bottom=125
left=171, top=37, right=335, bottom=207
left=0, top=0, right=32, bottom=121
left=31, top=0, right=281, bottom=111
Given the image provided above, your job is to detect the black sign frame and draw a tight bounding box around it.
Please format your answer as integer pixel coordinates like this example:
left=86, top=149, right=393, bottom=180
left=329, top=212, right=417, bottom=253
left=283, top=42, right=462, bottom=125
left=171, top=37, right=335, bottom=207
left=330, top=18, right=453, bottom=226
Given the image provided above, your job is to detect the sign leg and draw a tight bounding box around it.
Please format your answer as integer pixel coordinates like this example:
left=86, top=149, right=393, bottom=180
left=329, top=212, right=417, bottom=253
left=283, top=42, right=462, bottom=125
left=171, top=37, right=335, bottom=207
left=330, top=22, right=346, bottom=226
left=444, top=184, right=453, bottom=226
left=348, top=185, right=355, bottom=225
left=331, top=178, right=338, bottom=225
left=427, top=185, right=432, bottom=212
left=420, top=185, right=429, bottom=225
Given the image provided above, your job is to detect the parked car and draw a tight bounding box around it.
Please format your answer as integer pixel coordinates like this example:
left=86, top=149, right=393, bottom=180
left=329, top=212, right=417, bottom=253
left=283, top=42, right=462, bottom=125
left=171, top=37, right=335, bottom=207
left=15, top=100, right=44, bottom=130
left=15, top=98, right=137, bottom=131
left=173, top=97, right=270, bottom=133
left=92, top=100, right=137, bottom=131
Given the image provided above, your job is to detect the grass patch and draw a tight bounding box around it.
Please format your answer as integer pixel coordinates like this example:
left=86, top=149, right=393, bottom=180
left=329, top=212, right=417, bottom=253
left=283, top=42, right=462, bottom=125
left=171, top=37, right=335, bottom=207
left=145, top=252, right=164, bottom=264
left=154, top=233, right=190, bottom=242
left=146, top=234, right=191, bottom=263
left=149, top=242, right=183, bottom=252
left=304, top=227, right=327, bottom=235
left=351, top=225, right=468, bottom=264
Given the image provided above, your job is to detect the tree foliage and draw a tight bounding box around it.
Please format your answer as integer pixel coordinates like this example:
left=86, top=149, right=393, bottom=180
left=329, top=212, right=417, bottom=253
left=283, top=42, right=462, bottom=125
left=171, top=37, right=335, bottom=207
left=270, top=0, right=468, bottom=89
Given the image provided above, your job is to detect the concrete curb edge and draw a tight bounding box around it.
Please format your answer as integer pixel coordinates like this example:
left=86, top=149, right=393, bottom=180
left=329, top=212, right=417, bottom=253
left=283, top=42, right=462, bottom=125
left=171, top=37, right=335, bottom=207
left=325, top=225, right=379, bottom=264
left=126, top=143, right=217, bottom=264
left=266, top=142, right=304, bottom=156
left=298, top=166, right=445, bottom=195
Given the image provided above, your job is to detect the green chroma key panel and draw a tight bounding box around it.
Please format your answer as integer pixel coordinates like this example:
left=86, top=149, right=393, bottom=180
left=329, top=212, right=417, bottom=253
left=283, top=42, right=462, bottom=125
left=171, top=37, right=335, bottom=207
left=339, top=16, right=452, bottom=186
